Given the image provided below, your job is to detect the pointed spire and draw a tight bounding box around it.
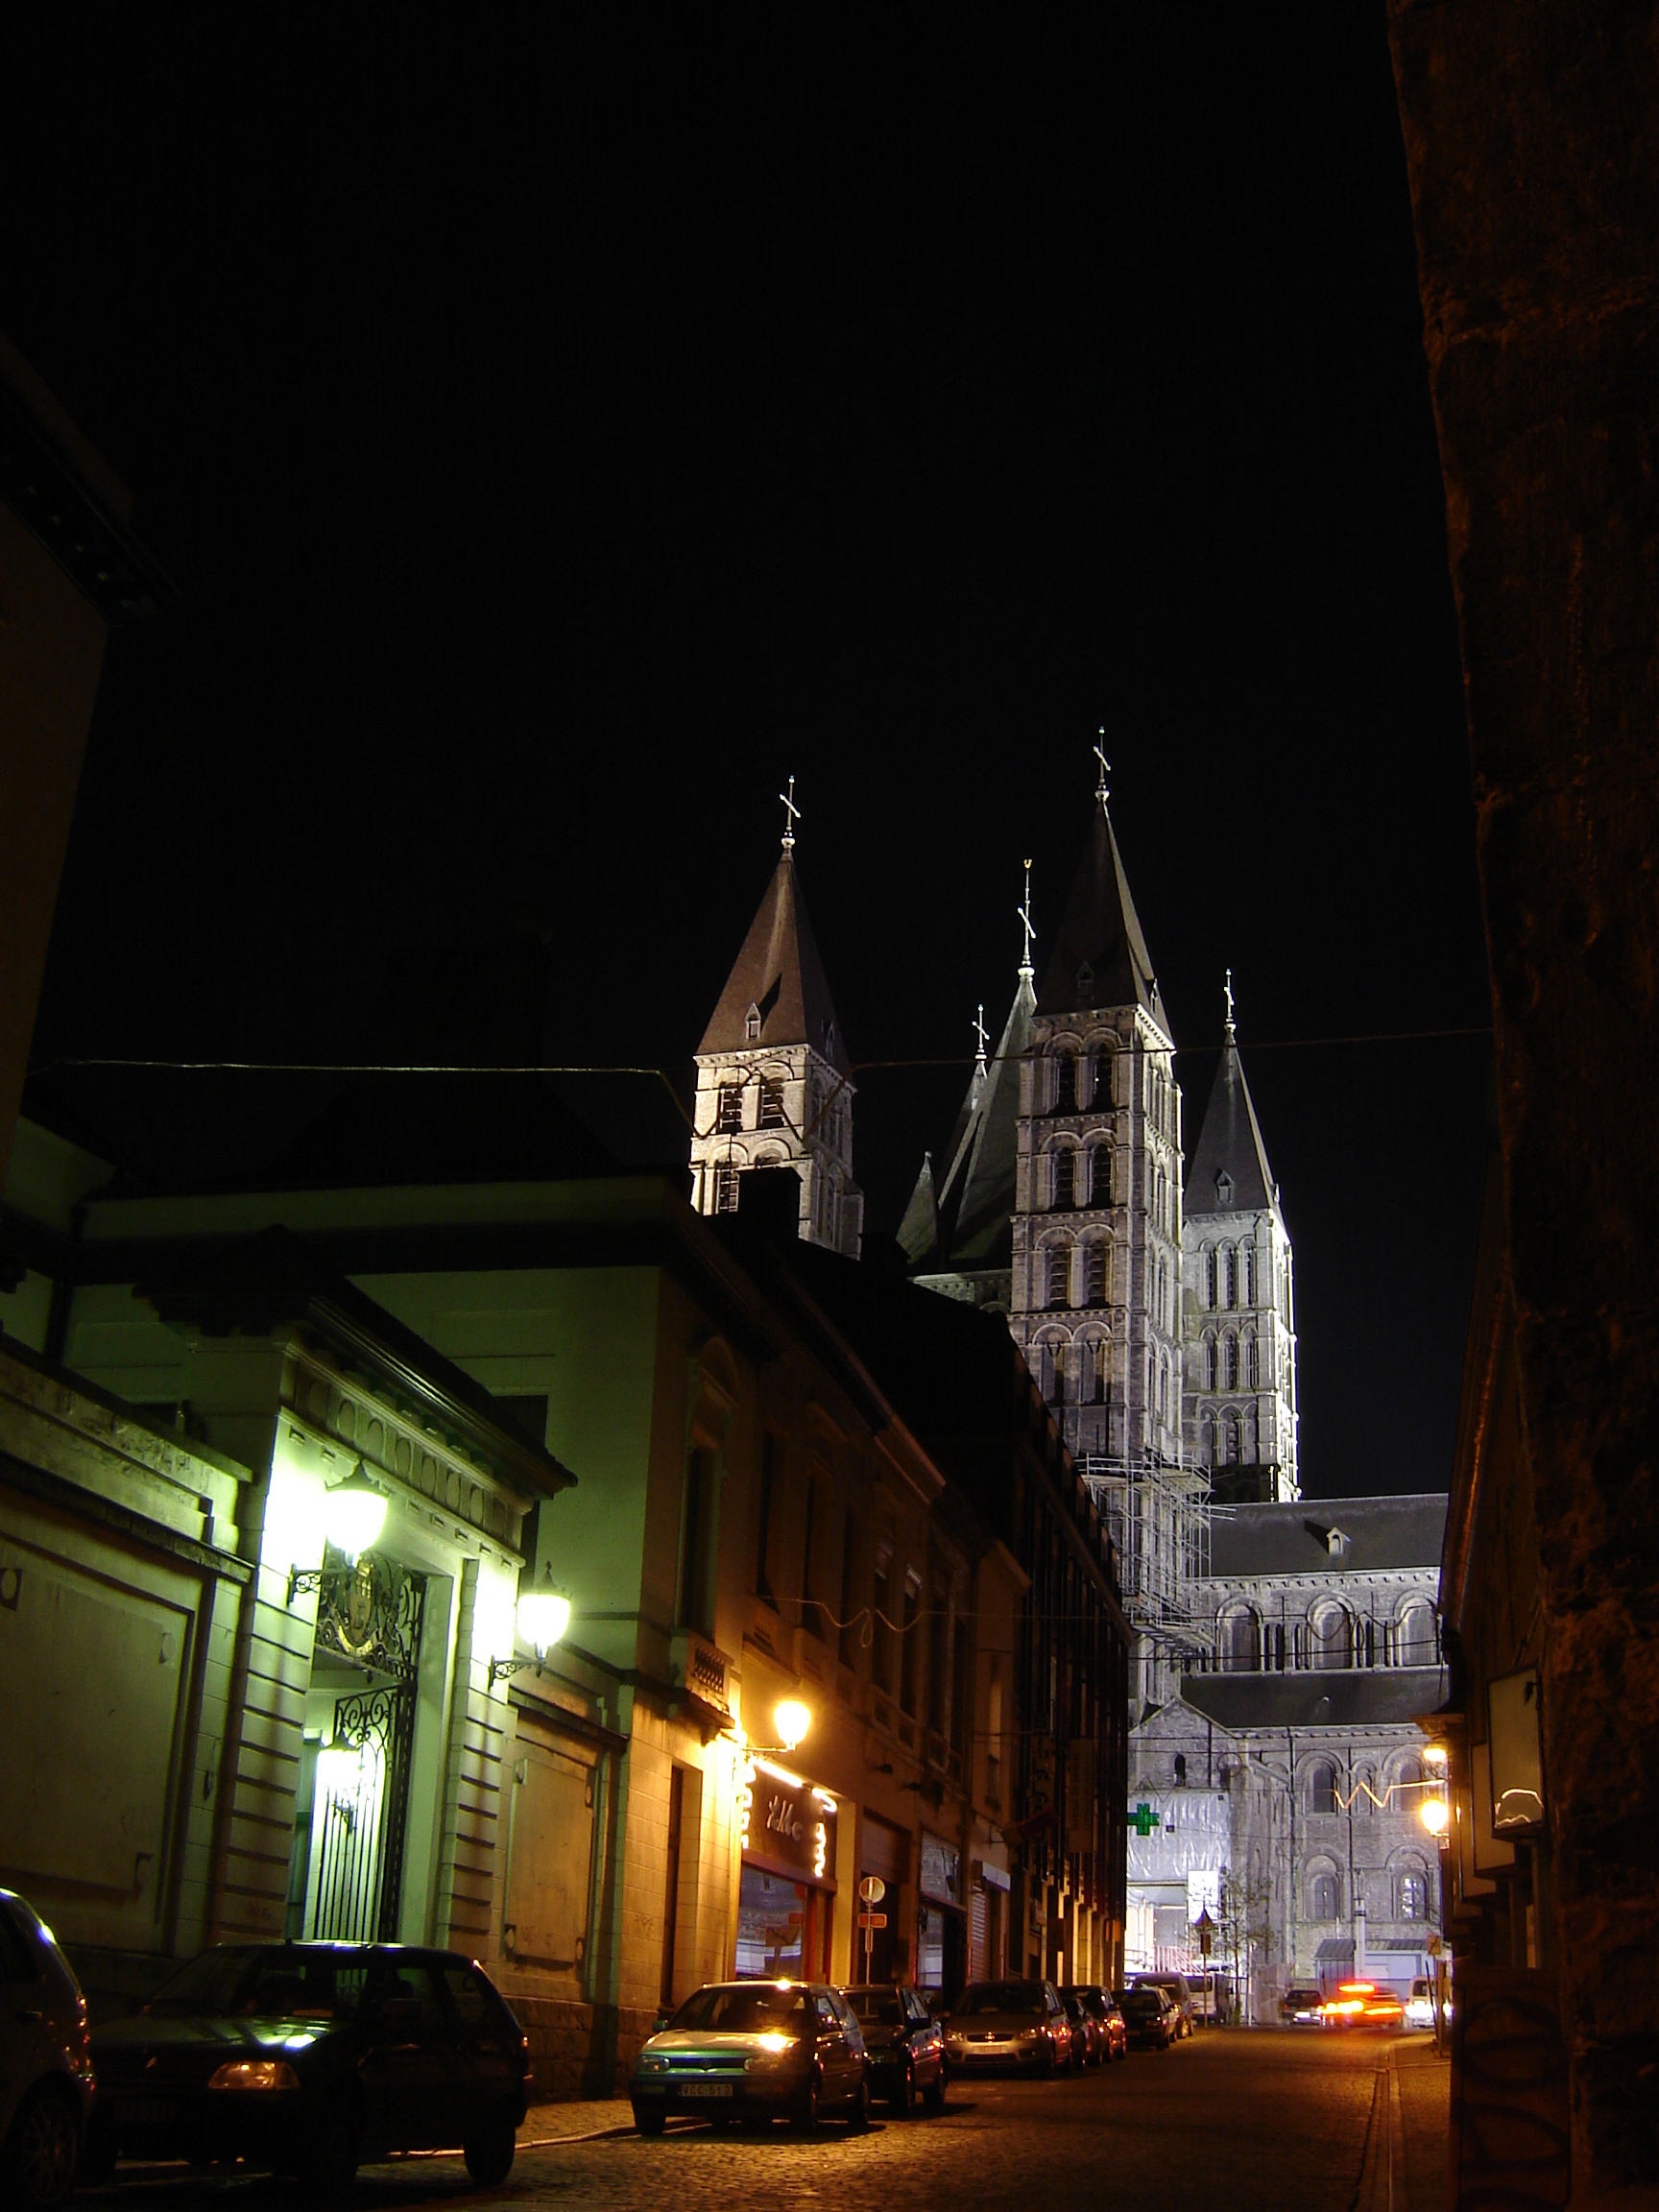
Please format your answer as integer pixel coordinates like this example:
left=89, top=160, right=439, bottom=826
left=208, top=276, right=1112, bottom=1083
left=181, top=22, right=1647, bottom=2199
left=779, top=773, right=800, bottom=854
left=1094, top=729, right=1111, bottom=810
left=1189, top=996, right=1280, bottom=1216
left=974, top=1001, right=989, bottom=1079
left=1017, top=858, right=1036, bottom=982
left=1224, top=967, right=1237, bottom=1045
left=697, top=838, right=848, bottom=1073
left=1038, top=785, right=1168, bottom=1032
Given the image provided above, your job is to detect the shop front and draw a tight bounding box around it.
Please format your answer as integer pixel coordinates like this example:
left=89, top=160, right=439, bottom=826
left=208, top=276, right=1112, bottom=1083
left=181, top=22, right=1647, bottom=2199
left=735, top=1755, right=839, bottom=1982
left=917, top=1831, right=968, bottom=2002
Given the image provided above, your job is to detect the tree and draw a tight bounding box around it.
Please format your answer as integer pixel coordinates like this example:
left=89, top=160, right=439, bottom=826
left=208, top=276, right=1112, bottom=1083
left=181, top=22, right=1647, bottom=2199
left=1214, top=1867, right=1273, bottom=2024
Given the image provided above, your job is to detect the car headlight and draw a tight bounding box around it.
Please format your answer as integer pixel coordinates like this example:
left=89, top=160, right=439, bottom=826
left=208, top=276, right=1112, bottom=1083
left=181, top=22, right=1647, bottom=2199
left=636, top=2052, right=669, bottom=2074
left=1021, top=2026, right=1045, bottom=2043
left=208, top=2060, right=301, bottom=2092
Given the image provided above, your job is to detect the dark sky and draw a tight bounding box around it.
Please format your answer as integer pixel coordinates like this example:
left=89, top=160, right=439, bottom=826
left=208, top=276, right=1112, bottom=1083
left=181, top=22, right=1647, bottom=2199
left=0, top=18, right=1491, bottom=1499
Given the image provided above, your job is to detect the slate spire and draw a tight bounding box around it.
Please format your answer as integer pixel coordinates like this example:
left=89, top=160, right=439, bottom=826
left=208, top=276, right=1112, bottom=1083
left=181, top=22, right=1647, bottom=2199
left=1189, top=995, right=1279, bottom=1215
left=1038, top=797, right=1168, bottom=1033
left=696, top=847, right=849, bottom=1075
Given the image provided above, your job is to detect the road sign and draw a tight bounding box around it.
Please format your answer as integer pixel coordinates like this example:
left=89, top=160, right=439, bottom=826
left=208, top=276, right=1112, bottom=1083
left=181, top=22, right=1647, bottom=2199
left=857, top=1911, right=888, bottom=1930
left=858, top=1875, right=886, bottom=1905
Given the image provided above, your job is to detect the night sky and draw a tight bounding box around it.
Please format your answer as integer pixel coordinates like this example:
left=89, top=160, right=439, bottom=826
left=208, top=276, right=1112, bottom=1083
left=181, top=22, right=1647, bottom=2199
left=0, top=18, right=1491, bottom=1499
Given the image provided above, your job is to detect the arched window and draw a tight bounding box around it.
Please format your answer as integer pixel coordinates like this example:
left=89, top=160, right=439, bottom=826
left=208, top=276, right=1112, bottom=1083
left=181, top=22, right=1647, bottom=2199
left=1221, top=1246, right=1236, bottom=1307
left=1052, top=1147, right=1074, bottom=1209
left=1204, top=1336, right=1216, bottom=1391
left=1036, top=1342, right=1057, bottom=1402
left=1398, top=1600, right=1437, bottom=1667
left=1157, top=1358, right=1168, bottom=1423
left=1053, top=1055, right=1076, bottom=1113
left=1310, top=1872, right=1339, bottom=1920
left=1086, top=1243, right=1108, bottom=1306
left=1090, top=1146, right=1112, bottom=1205
left=1205, top=1247, right=1217, bottom=1308
left=1223, top=1334, right=1239, bottom=1390
left=1241, top=1246, right=1255, bottom=1306
left=1353, top=1767, right=1376, bottom=1816
left=1247, top=1334, right=1260, bottom=1390
left=1046, top=1246, right=1070, bottom=1310
left=1222, top=1410, right=1240, bottom=1463
left=1309, top=1763, right=1338, bottom=1815
left=1399, top=1871, right=1429, bottom=1920
left=1199, top=1412, right=1214, bottom=1464
left=1225, top=1608, right=1262, bottom=1673
left=716, top=1084, right=744, bottom=1133
left=1313, top=1608, right=1351, bottom=1671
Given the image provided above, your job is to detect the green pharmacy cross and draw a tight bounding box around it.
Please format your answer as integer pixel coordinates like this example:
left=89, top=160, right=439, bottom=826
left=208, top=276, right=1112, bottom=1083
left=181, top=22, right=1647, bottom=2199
left=1131, top=1803, right=1162, bottom=1837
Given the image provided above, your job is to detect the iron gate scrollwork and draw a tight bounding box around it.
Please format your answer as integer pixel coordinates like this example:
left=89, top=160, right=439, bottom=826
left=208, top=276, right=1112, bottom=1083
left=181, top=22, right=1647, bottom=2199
left=309, top=1562, right=424, bottom=1943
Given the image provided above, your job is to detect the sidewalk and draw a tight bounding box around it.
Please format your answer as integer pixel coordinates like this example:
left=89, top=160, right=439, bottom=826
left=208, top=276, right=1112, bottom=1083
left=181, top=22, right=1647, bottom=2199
left=519, top=2100, right=637, bottom=2146
left=1395, top=2035, right=1451, bottom=2211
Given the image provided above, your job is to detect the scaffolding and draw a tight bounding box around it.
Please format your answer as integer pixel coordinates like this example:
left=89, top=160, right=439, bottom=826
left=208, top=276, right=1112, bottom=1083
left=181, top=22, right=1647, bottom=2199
left=1081, top=1455, right=1214, bottom=1651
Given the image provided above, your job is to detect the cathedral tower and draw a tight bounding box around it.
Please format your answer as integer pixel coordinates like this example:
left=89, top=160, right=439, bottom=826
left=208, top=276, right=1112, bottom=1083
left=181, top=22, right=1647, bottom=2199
left=1181, top=980, right=1298, bottom=1500
left=688, top=788, right=863, bottom=1258
left=1009, top=764, right=1183, bottom=1471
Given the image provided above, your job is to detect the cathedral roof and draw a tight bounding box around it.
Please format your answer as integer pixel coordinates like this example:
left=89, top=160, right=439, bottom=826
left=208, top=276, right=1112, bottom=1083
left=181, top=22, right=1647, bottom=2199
left=1187, top=1036, right=1278, bottom=1217
left=696, top=850, right=849, bottom=1075
left=1038, top=801, right=1169, bottom=1032
left=1206, top=1493, right=1449, bottom=1578
left=1181, top=1667, right=1449, bottom=1731
left=899, top=973, right=1035, bottom=1274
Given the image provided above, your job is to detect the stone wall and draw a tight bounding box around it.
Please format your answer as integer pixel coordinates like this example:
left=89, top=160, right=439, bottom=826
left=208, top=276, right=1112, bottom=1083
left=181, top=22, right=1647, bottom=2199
left=1388, top=6, right=1659, bottom=2199
left=509, top=1993, right=660, bottom=2104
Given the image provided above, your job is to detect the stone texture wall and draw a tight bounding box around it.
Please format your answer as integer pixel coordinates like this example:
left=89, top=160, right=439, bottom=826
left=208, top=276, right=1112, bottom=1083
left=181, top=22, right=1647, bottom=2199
left=1388, top=7, right=1659, bottom=2199
left=510, top=1993, right=660, bottom=2104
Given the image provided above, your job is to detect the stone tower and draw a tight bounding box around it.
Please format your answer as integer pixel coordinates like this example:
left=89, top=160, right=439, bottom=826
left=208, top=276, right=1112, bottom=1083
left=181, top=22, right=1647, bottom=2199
left=1181, top=983, right=1298, bottom=1500
left=1008, top=784, right=1183, bottom=1472
left=688, top=805, right=863, bottom=1258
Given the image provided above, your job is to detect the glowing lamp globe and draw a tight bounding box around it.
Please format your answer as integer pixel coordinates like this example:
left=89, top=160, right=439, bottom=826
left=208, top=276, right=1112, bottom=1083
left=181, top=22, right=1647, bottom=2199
left=774, top=1699, right=811, bottom=1752
left=323, top=1471, right=387, bottom=1560
left=1423, top=1743, right=1450, bottom=1771
left=1420, top=1794, right=1450, bottom=1838
left=517, top=1592, right=571, bottom=1657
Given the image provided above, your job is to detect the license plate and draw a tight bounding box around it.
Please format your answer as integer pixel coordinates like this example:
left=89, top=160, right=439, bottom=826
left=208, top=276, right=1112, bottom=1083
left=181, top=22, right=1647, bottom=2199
left=679, top=2081, right=734, bottom=2099
left=118, top=2099, right=177, bottom=2126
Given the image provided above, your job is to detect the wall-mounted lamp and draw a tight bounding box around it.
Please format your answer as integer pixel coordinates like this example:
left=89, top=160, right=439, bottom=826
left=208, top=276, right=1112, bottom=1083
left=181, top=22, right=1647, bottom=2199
left=489, top=1590, right=572, bottom=1686
left=288, top=1466, right=388, bottom=1602
left=773, top=1699, right=811, bottom=1753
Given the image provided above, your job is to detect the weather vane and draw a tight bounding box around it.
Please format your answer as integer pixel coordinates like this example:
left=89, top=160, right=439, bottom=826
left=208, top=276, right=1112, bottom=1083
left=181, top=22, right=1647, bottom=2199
left=1094, top=729, right=1111, bottom=809
left=1224, top=968, right=1237, bottom=1043
left=780, top=773, right=800, bottom=854
left=974, top=1001, right=989, bottom=1077
left=1017, top=859, right=1036, bottom=980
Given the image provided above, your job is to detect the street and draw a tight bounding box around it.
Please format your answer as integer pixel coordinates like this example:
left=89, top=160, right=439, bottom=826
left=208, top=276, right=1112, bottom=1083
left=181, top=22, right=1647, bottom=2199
left=83, top=2032, right=1449, bottom=2212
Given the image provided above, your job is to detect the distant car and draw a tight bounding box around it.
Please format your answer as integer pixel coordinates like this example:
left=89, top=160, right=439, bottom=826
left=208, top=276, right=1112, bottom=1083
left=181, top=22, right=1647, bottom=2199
left=1280, top=1985, right=1326, bottom=2027
left=1405, top=1978, right=1440, bottom=2032
left=1068, top=1985, right=1128, bottom=2061
left=1116, top=1984, right=1177, bottom=2049
left=842, top=1985, right=946, bottom=2114
left=0, top=1890, right=95, bottom=2211
left=631, top=1983, right=868, bottom=2134
left=85, top=1941, right=529, bottom=2188
left=1058, top=1989, right=1104, bottom=2068
left=942, top=1981, right=1073, bottom=2075
left=1318, top=1981, right=1406, bottom=2032
left=1131, top=1972, right=1195, bottom=2039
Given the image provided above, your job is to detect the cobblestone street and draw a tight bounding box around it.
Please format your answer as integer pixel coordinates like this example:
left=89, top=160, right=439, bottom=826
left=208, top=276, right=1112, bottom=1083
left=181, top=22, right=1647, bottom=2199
left=87, top=2032, right=1449, bottom=2212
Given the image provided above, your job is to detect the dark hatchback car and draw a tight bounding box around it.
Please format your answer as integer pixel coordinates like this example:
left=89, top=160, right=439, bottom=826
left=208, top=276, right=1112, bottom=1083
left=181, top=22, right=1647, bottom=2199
left=1115, top=1984, right=1177, bottom=2050
left=85, top=1942, right=528, bottom=2188
left=630, top=1983, right=868, bottom=2134
left=842, top=1986, right=946, bottom=2114
left=0, top=1889, right=95, bottom=2210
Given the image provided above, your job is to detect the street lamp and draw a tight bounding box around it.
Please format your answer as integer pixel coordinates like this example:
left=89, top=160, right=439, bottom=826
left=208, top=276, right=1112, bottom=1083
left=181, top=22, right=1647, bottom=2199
left=490, top=1588, right=573, bottom=1686
left=1419, top=1793, right=1450, bottom=1837
left=773, top=1699, right=811, bottom=1753
left=288, top=1464, right=388, bottom=1600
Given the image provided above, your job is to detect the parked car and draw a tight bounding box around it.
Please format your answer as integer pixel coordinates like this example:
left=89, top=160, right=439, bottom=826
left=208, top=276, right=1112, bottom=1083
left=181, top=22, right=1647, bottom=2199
left=84, top=1941, right=528, bottom=2188
left=631, top=1983, right=869, bottom=2135
left=1131, top=1971, right=1195, bottom=2039
left=0, top=1890, right=95, bottom=2211
left=941, top=1981, right=1072, bottom=2076
left=1405, top=1978, right=1441, bottom=2032
left=1116, top=1984, right=1177, bottom=2049
left=842, top=1985, right=946, bottom=2114
left=1280, top=1985, right=1326, bottom=2027
left=1058, top=1989, right=1104, bottom=2068
left=1067, top=1985, right=1128, bottom=2061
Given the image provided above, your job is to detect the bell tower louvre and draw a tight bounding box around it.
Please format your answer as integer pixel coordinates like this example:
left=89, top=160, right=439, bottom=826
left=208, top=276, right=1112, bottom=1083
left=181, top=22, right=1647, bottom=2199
left=687, top=781, right=863, bottom=1258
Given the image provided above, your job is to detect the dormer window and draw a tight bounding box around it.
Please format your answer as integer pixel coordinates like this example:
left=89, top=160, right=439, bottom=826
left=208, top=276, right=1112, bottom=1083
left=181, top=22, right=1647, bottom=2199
left=1215, top=1170, right=1234, bottom=1208
left=1077, top=962, right=1094, bottom=1004
left=1326, top=1527, right=1350, bottom=1557
left=745, top=1002, right=761, bottom=1041
left=822, top=1017, right=835, bottom=1056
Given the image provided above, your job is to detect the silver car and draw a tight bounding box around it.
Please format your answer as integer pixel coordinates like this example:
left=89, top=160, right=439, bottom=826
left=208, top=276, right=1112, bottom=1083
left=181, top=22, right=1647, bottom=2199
left=942, top=1980, right=1074, bottom=2075
left=0, top=1890, right=95, bottom=2210
left=631, top=1982, right=869, bottom=2134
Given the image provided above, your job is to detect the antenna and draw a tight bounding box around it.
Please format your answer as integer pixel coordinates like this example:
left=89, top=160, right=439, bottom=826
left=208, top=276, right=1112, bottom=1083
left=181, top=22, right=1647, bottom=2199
left=1224, top=969, right=1237, bottom=1044
left=1094, top=729, right=1111, bottom=808
left=974, top=1002, right=989, bottom=1077
left=1017, top=860, right=1036, bottom=981
left=780, top=774, right=801, bottom=853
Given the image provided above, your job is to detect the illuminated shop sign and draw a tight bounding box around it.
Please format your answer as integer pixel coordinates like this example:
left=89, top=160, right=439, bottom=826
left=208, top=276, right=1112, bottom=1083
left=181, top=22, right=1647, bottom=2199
left=741, top=1756, right=835, bottom=1884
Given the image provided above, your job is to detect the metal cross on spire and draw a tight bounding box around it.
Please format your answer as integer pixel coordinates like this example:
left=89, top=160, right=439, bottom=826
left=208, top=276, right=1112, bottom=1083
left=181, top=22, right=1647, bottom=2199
left=1224, top=968, right=1237, bottom=1043
left=1094, top=730, right=1111, bottom=809
left=779, top=774, right=801, bottom=853
left=1017, top=859, right=1036, bottom=980
left=974, top=1002, right=989, bottom=1077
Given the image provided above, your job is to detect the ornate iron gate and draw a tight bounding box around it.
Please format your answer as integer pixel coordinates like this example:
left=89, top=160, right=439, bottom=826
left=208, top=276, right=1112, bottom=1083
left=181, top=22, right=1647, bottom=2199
left=308, top=1555, right=424, bottom=1943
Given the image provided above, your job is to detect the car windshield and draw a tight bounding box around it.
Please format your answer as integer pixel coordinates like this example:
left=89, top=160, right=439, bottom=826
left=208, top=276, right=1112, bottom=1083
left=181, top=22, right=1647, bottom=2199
left=1121, top=1989, right=1164, bottom=2011
left=956, top=1982, right=1046, bottom=2017
left=669, top=1985, right=810, bottom=2035
left=847, top=1990, right=904, bottom=2026
left=145, top=1948, right=364, bottom=2022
